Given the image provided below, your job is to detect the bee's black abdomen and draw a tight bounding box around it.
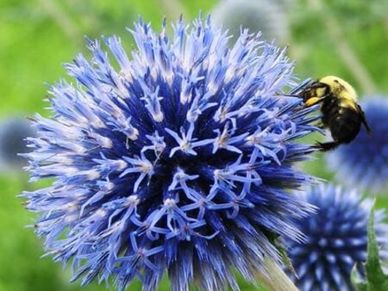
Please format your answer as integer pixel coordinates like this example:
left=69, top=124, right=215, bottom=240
left=327, top=107, right=362, bottom=143
left=321, top=96, right=339, bottom=127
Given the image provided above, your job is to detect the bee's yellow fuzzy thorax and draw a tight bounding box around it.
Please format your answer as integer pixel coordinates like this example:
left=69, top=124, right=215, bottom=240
left=319, top=75, right=358, bottom=101
left=319, top=75, right=358, bottom=110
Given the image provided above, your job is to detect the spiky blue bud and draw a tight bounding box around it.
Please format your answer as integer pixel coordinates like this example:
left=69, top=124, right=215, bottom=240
left=285, top=184, right=388, bottom=291
left=212, top=0, right=289, bottom=44
left=23, top=16, right=320, bottom=291
left=0, top=117, right=35, bottom=170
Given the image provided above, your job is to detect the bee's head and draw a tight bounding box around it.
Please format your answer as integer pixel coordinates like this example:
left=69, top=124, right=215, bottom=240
left=300, top=79, right=330, bottom=102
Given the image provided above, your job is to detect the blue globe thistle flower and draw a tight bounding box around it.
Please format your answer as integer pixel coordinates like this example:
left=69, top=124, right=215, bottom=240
left=23, top=16, right=320, bottom=291
left=212, top=0, right=289, bottom=45
left=285, top=184, right=388, bottom=291
left=0, top=117, right=35, bottom=171
left=327, top=97, right=388, bottom=194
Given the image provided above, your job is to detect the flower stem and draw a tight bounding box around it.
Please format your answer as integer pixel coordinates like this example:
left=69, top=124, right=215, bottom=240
left=256, top=257, right=299, bottom=291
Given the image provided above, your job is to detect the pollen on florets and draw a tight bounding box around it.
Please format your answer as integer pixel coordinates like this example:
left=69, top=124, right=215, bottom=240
left=22, top=16, right=321, bottom=291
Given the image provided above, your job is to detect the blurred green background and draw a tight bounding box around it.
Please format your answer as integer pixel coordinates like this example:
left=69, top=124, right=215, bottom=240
left=0, top=0, right=387, bottom=290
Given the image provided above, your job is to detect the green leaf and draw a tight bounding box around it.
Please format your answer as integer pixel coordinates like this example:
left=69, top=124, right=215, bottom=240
left=366, top=207, right=385, bottom=281
left=352, top=205, right=388, bottom=291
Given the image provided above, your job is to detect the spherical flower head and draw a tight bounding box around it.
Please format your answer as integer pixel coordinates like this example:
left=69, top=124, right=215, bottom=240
left=212, top=0, right=289, bottom=45
left=327, top=97, right=388, bottom=194
left=23, top=16, right=320, bottom=291
left=0, top=117, right=35, bottom=170
left=285, top=184, right=388, bottom=291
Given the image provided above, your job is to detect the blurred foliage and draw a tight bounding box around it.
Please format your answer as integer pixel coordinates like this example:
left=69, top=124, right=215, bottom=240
left=291, top=0, right=388, bottom=93
left=0, top=0, right=387, bottom=290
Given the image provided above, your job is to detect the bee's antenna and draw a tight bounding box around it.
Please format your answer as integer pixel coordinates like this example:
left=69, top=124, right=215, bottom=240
left=278, top=94, right=302, bottom=98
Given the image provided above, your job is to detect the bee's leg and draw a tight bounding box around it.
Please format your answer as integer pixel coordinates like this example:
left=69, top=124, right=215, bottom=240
left=305, top=96, right=327, bottom=107
left=313, top=141, right=340, bottom=152
left=316, top=121, right=325, bottom=129
left=356, top=104, right=372, bottom=133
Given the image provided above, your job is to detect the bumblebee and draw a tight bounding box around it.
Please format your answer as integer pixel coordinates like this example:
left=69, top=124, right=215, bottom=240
left=300, top=75, right=371, bottom=151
